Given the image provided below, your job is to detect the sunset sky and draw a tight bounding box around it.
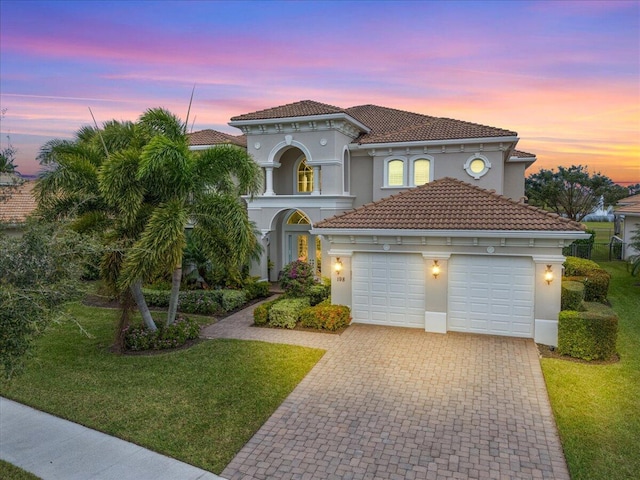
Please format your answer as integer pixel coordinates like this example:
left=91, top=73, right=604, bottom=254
left=1, top=0, right=638, bottom=183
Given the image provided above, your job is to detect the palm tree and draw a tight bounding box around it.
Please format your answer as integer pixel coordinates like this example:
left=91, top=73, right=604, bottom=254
left=116, top=108, right=262, bottom=326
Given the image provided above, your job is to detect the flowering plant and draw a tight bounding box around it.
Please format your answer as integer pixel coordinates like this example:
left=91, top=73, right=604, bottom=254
left=279, top=260, right=317, bottom=297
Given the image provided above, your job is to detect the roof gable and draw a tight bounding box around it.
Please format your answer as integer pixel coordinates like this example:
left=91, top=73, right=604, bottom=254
left=230, top=100, right=345, bottom=121
left=188, top=129, right=246, bottom=147
left=315, top=177, right=585, bottom=232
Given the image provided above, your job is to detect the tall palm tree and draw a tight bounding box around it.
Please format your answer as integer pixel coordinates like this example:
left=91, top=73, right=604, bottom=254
left=117, top=108, right=262, bottom=326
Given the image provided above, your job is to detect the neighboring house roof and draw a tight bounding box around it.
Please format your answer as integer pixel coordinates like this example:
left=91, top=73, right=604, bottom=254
left=188, top=129, right=247, bottom=147
left=511, top=149, right=536, bottom=159
left=230, top=100, right=518, bottom=144
left=0, top=181, right=38, bottom=225
left=315, top=177, right=585, bottom=232
left=617, top=193, right=640, bottom=206
left=614, top=194, right=640, bottom=215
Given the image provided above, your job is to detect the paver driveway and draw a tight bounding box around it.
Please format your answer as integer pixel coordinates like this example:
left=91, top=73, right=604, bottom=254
left=203, top=304, right=569, bottom=480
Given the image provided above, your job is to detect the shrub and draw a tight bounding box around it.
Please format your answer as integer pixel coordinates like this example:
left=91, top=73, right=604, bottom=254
left=142, top=288, right=171, bottom=308
left=300, top=304, right=352, bottom=331
left=253, top=299, right=278, bottom=326
left=244, top=277, right=271, bottom=300
left=269, top=298, right=310, bottom=329
left=178, top=290, right=222, bottom=315
left=307, top=283, right=330, bottom=306
left=563, top=256, right=602, bottom=276
left=221, top=290, right=247, bottom=312
left=279, top=260, right=317, bottom=297
left=557, top=302, right=618, bottom=361
left=563, top=256, right=611, bottom=303
left=124, top=316, right=200, bottom=351
left=561, top=281, right=584, bottom=311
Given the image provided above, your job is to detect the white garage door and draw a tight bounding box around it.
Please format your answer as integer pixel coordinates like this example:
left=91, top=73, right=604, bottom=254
left=448, top=255, right=534, bottom=337
left=352, top=253, right=425, bottom=328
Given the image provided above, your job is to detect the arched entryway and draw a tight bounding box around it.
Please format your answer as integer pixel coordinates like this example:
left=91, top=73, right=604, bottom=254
left=283, top=209, right=322, bottom=276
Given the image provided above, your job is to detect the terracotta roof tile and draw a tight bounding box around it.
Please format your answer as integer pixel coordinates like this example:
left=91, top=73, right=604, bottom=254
left=346, top=105, right=516, bottom=143
left=230, top=100, right=345, bottom=121
left=315, top=177, right=585, bottom=232
left=617, top=203, right=640, bottom=214
left=188, top=129, right=246, bottom=147
left=617, top=193, right=640, bottom=206
left=0, top=181, right=38, bottom=224
left=511, top=149, right=536, bottom=158
left=230, top=100, right=517, bottom=143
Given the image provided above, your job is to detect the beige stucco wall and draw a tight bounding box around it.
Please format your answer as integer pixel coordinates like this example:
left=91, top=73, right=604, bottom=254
left=503, top=163, right=527, bottom=200
left=622, top=213, right=640, bottom=259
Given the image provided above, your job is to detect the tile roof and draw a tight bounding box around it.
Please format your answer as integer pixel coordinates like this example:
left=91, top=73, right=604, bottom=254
left=511, top=149, right=536, bottom=158
left=230, top=100, right=345, bottom=121
left=617, top=203, right=640, bottom=214
left=617, top=193, right=640, bottom=206
left=315, top=177, right=585, bottom=232
left=0, top=181, right=38, bottom=224
left=229, top=100, right=517, bottom=143
left=188, top=129, right=246, bottom=147
left=345, top=105, right=517, bottom=143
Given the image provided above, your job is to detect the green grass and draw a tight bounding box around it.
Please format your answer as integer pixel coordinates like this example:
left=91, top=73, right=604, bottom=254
left=0, top=460, right=41, bottom=480
left=583, top=221, right=614, bottom=242
left=541, top=262, right=640, bottom=479
left=0, top=303, right=325, bottom=474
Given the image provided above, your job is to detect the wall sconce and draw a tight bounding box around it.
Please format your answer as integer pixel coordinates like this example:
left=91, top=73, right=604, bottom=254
left=544, top=265, right=554, bottom=285
left=432, top=260, right=441, bottom=279
left=334, top=257, right=343, bottom=273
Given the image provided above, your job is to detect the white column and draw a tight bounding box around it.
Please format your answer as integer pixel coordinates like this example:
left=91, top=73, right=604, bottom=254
left=311, top=166, right=320, bottom=195
left=264, top=167, right=275, bottom=196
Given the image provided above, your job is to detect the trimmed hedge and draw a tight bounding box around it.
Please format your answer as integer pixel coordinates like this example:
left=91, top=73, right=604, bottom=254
left=269, top=298, right=310, bottom=329
left=142, top=288, right=248, bottom=315
left=300, top=304, right=352, bottom=331
left=558, top=302, right=618, bottom=361
left=124, top=316, right=200, bottom=351
left=253, top=299, right=278, bottom=326
left=307, top=284, right=330, bottom=306
left=561, top=281, right=585, bottom=311
left=244, top=278, right=271, bottom=300
left=563, top=256, right=611, bottom=303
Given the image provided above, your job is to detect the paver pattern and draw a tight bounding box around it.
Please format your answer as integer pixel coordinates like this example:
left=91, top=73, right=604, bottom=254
left=203, top=302, right=569, bottom=480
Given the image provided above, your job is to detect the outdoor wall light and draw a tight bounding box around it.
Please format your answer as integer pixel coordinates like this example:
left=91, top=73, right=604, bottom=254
left=432, top=260, right=441, bottom=279
left=544, top=265, right=554, bottom=285
left=334, top=257, right=343, bottom=273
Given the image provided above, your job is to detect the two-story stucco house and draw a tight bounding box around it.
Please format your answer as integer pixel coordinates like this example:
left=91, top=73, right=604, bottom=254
left=190, top=100, right=587, bottom=346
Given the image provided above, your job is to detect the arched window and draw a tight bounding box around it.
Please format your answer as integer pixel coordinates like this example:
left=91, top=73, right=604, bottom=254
left=413, top=159, right=430, bottom=185
left=387, top=159, right=404, bottom=186
left=297, top=158, right=313, bottom=193
left=287, top=210, right=311, bottom=225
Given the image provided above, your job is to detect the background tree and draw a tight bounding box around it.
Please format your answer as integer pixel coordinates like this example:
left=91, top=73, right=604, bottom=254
left=0, top=221, right=90, bottom=378
left=525, top=165, right=630, bottom=221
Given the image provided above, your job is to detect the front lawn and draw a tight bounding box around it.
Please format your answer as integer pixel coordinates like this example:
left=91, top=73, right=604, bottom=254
left=541, top=262, right=640, bottom=479
left=0, top=303, right=324, bottom=474
left=0, top=460, right=41, bottom=480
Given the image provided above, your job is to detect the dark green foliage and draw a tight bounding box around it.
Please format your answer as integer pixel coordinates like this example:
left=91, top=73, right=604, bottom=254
left=253, top=300, right=278, bottom=326
left=563, top=229, right=595, bottom=259
left=269, top=298, right=310, bottom=329
left=558, top=302, right=618, bottom=361
left=561, top=281, right=585, bottom=311
left=307, top=283, right=330, bottom=306
left=563, top=256, right=611, bottom=302
left=243, top=277, right=271, bottom=300
left=0, top=222, right=87, bottom=378
left=123, top=316, right=200, bottom=351
left=142, top=288, right=248, bottom=315
left=279, top=260, right=317, bottom=297
left=299, top=304, right=352, bottom=331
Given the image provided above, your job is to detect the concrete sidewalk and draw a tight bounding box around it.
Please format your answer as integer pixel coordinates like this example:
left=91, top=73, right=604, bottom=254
left=0, top=397, right=223, bottom=480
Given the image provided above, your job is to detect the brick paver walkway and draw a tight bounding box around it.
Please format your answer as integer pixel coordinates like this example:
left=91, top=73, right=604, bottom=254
left=202, top=302, right=569, bottom=480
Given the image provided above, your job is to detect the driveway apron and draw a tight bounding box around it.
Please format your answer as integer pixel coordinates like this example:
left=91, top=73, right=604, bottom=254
left=204, top=306, right=569, bottom=480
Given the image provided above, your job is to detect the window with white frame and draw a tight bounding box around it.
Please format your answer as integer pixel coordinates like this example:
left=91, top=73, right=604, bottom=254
left=464, top=154, right=491, bottom=179
left=297, top=157, right=313, bottom=193
left=385, top=157, right=405, bottom=187
left=385, top=155, right=433, bottom=187
left=412, top=158, right=431, bottom=185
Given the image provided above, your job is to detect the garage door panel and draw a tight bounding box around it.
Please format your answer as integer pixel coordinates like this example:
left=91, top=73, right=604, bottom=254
left=352, top=253, right=425, bottom=328
left=448, top=256, right=534, bottom=338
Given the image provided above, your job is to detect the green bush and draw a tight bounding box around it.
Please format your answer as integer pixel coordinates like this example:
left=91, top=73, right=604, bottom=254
left=583, top=270, right=611, bottom=303
left=124, top=316, right=200, bottom=351
left=244, top=277, right=271, bottom=300
left=178, top=290, right=222, bottom=315
left=561, top=281, right=585, bottom=311
left=142, top=288, right=171, bottom=308
left=300, top=304, right=352, bottom=331
left=269, top=298, right=310, bottom=329
left=221, top=290, right=247, bottom=312
left=557, top=302, right=618, bottom=361
left=307, top=283, right=330, bottom=306
left=253, top=299, right=278, bottom=326
left=563, top=256, right=611, bottom=303
left=564, top=256, right=602, bottom=276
